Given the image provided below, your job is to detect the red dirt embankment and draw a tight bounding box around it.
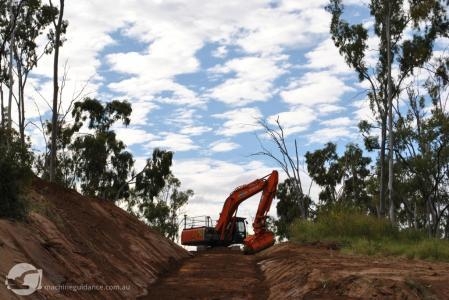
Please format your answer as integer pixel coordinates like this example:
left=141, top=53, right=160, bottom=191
left=0, top=178, right=189, bottom=300
left=257, top=242, right=449, bottom=299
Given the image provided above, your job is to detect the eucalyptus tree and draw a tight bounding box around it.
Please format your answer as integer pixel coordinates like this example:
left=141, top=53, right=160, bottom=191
left=305, top=143, right=372, bottom=210
left=326, top=0, right=449, bottom=221
left=140, top=173, right=193, bottom=241
left=12, top=0, right=59, bottom=143
left=70, top=98, right=134, bottom=199
left=394, top=57, right=449, bottom=236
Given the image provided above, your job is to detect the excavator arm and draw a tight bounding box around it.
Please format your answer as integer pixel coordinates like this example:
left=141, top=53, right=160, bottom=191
left=242, top=170, right=278, bottom=253
left=215, top=170, right=278, bottom=253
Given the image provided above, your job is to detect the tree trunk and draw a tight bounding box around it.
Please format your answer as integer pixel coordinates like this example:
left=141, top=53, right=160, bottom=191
left=445, top=215, right=449, bottom=239
left=379, top=115, right=387, bottom=217
left=49, top=0, right=64, bottom=182
left=16, top=57, right=25, bottom=144
left=386, top=2, right=395, bottom=224
left=1, top=83, right=4, bottom=128
left=414, top=203, right=418, bottom=229
left=426, top=199, right=432, bottom=237
left=295, top=182, right=306, bottom=219
left=7, top=0, right=14, bottom=131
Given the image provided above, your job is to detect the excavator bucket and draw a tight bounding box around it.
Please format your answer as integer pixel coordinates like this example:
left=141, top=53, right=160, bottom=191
left=243, top=231, right=275, bottom=254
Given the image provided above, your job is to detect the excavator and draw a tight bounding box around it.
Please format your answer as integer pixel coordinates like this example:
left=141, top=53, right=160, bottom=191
left=181, top=170, right=278, bottom=254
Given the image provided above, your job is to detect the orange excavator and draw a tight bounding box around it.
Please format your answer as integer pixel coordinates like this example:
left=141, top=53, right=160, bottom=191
left=181, top=170, right=278, bottom=254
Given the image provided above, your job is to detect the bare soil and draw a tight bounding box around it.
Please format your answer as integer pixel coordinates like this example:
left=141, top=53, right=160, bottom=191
left=258, top=242, right=449, bottom=299
left=141, top=247, right=268, bottom=300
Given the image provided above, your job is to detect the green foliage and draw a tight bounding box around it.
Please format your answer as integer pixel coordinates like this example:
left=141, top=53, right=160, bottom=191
left=275, top=178, right=311, bottom=239
left=326, top=0, right=369, bottom=81
left=70, top=98, right=134, bottom=199
left=35, top=118, right=82, bottom=188
left=144, top=175, right=193, bottom=241
left=305, top=143, right=340, bottom=203
left=291, top=205, right=395, bottom=242
left=13, top=0, right=59, bottom=68
left=290, top=205, right=449, bottom=261
left=128, top=153, right=193, bottom=241
left=393, top=71, right=449, bottom=235
left=0, top=128, right=33, bottom=220
left=305, top=143, right=372, bottom=208
left=35, top=97, right=134, bottom=198
left=134, top=149, right=173, bottom=201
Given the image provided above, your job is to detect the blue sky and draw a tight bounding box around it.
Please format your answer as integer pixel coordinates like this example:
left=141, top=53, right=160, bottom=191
left=25, top=0, right=397, bottom=228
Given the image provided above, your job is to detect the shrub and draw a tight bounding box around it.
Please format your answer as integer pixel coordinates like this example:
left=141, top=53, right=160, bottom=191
left=0, top=129, right=33, bottom=220
left=290, top=204, right=396, bottom=243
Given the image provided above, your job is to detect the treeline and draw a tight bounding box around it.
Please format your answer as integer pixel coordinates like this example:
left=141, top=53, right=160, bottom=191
left=272, top=0, right=449, bottom=239
left=0, top=0, right=191, bottom=241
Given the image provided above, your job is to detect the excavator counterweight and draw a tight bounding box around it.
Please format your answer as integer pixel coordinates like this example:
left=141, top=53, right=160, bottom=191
left=181, top=170, right=278, bottom=254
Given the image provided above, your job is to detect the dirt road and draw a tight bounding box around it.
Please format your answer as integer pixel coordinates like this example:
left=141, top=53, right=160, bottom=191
left=141, top=242, right=449, bottom=300
left=140, top=248, right=268, bottom=300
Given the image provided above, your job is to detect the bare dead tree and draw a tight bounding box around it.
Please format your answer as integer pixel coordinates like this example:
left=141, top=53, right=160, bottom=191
left=253, top=117, right=310, bottom=219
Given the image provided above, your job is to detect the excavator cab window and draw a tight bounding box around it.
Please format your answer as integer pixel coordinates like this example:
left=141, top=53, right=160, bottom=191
left=232, top=217, right=247, bottom=243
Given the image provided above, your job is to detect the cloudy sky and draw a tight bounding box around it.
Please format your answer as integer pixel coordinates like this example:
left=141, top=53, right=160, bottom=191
left=26, top=0, right=380, bottom=230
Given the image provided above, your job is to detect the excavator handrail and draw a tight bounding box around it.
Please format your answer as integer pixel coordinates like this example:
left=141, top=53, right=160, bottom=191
left=183, top=215, right=215, bottom=229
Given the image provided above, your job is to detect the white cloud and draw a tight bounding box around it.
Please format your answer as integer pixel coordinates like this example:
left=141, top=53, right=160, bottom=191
left=209, top=140, right=240, bottom=152
left=115, top=127, right=157, bottom=146
left=308, top=127, right=355, bottom=144
left=212, top=45, right=228, bottom=58
left=352, top=99, right=374, bottom=122
left=180, top=126, right=212, bottom=136
left=268, top=106, right=316, bottom=136
left=320, top=117, right=353, bottom=127
left=279, top=0, right=329, bottom=11
left=108, top=77, right=203, bottom=106
left=213, top=107, right=262, bottom=136
left=101, top=1, right=329, bottom=108
left=146, top=132, right=200, bottom=152
left=163, top=108, right=212, bottom=137
left=130, top=102, right=159, bottom=125
left=173, top=158, right=276, bottom=210
left=304, top=38, right=353, bottom=74
left=208, top=56, right=286, bottom=106
left=235, top=6, right=330, bottom=54
left=281, top=72, right=354, bottom=106
left=165, top=108, right=197, bottom=126
left=317, top=104, right=346, bottom=115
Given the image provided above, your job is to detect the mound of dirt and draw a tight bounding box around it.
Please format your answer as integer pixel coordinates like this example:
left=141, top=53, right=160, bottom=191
left=0, top=178, right=189, bottom=300
left=257, top=242, right=449, bottom=299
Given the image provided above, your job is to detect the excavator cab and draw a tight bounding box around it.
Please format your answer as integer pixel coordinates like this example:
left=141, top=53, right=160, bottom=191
left=231, top=217, right=247, bottom=244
